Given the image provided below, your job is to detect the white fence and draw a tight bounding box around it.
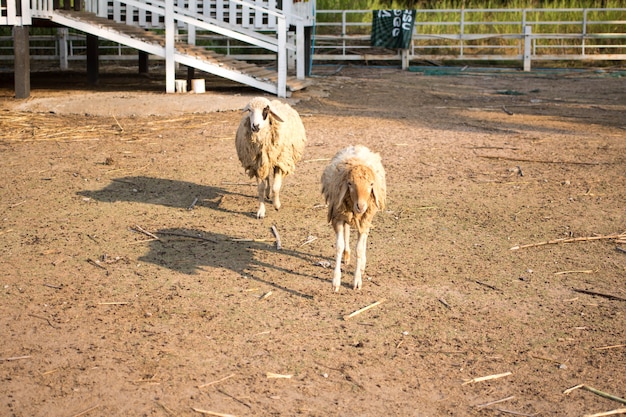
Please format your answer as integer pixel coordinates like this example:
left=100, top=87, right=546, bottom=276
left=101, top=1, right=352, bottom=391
left=313, top=8, right=626, bottom=66
left=1, top=7, right=626, bottom=69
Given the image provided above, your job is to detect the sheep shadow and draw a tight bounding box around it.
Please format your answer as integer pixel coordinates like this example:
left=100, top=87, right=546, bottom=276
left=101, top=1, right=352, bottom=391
left=79, top=177, right=331, bottom=295
left=137, top=227, right=326, bottom=299
left=77, top=176, right=250, bottom=214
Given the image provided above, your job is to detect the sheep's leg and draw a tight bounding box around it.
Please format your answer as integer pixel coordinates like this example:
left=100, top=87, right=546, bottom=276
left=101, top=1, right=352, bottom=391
left=264, top=176, right=271, bottom=200
left=272, top=168, right=283, bottom=211
left=353, top=228, right=369, bottom=290
left=332, top=221, right=346, bottom=292
left=343, top=225, right=351, bottom=265
left=256, top=179, right=267, bottom=219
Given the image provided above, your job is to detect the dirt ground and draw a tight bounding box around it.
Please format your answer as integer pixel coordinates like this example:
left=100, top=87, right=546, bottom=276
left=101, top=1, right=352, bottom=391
left=0, top=64, right=625, bottom=417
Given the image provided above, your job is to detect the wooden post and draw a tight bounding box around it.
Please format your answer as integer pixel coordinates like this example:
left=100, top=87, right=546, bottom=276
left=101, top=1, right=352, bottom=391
left=58, top=28, right=69, bottom=70
left=138, top=50, right=149, bottom=75
left=86, top=33, right=99, bottom=85
left=13, top=26, right=30, bottom=99
left=186, top=66, right=195, bottom=90
left=304, top=25, right=312, bottom=76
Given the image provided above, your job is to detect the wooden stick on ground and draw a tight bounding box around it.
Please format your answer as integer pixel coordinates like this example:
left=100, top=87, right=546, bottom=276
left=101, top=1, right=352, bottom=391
left=476, top=395, right=515, bottom=408
left=271, top=225, right=282, bottom=250
left=133, top=225, right=160, bottom=240
left=266, top=372, right=292, bottom=379
left=581, top=385, right=626, bottom=405
left=593, top=344, right=626, bottom=351
left=71, top=405, right=100, bottom=417
left=564, top=384, right=626, bottom=405
left=583, top=409, right=626, bottom=417
left=155, top=401, right=176, bottom=416
left=477, top=154, right=605, bottom=166
left=474, top=280, right=501, bottom=291
left=191, top=407, right=237, bottom=417
left=28, top=313, right=58, bottom=329
left=343, top=299, right=386, bottom=320
left=511, top=232, right=626, bottom=250
left=497, top=409, right=539, bottom=417
left=554, top=270, right=594, bottom=275
left=462, top=371, right=512, bottom=386
left=155, top=231, right=218, bottom=243
left=0, top=355, right=32, bottom=362
left=198, top=373, right=235, bottom=389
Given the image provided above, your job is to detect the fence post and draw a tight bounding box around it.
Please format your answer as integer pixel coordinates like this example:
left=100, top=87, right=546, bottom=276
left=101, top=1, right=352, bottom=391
left=58, top=28, right=69, bottom=70
left=401, top=49, right=409, bottom=70
left=523, top=25, right=532, bottom=72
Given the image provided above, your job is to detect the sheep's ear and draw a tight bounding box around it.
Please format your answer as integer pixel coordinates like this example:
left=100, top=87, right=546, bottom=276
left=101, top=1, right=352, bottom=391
left=242, top=104, right=251, bottom=113
left=371, top=187, right=381, bottom=209
left=371, top=182, right=384, bottom=210
left=336, top=182, right=348, bottom=210
left=268, top=108, right=285, bottom=123
left=328, top=183, right=348, bottom=223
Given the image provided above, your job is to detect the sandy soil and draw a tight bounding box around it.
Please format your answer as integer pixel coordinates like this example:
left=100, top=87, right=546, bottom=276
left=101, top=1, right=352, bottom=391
left=0, top=65, right=625, bottom=417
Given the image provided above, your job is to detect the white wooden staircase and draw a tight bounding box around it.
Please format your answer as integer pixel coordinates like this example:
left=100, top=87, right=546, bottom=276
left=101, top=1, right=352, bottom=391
left=0, top=0, right=316, bottom=97
left=50, top=9, right=312, bottom=96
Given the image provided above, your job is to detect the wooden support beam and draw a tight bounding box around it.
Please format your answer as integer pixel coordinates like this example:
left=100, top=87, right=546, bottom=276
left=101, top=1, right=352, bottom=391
left=187, top=66, right=195, bottom=90
left=13, top=26, right=30, bottom=99
left=138, top=50, right=149, bottom=75
left=86, top=33, right=99, bottom=85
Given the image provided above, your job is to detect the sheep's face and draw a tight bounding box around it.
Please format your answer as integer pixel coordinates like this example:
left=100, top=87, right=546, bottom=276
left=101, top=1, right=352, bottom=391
left=346, top=165, right=376, bottom=215
left=248, top=104, right=270, bottom=133
left=243, top=98, right=284, bottom=133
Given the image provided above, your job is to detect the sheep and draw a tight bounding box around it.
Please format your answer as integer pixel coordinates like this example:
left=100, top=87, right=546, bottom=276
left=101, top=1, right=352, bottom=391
left=235, top=97, right=307, bottom=219
left=321, top=145, right=387, bottom=292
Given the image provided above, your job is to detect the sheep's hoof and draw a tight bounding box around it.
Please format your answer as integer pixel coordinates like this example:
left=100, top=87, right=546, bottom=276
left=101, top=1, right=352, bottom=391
left=332, top=277, right=341, bottom=292
left=256, top=209, right=266, bottom=219
left=342, top=252, right=350, bottom=265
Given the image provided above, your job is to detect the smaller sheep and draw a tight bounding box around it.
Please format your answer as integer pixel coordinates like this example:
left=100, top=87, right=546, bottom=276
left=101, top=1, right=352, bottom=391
left=235, top=97, right=306, bottom=219
left=321, top=145, right=387, bottom=291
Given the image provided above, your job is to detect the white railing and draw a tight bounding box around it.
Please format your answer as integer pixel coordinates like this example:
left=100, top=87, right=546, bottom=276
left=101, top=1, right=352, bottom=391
left=313, top=8, right=626, bottom=67
left=0, top=0, right=31, bottom=25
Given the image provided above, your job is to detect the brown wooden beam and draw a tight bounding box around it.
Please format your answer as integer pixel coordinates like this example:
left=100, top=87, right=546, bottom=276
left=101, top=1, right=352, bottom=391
left=86, top=33, right=99, bottom=85
left=13, top=26, right=30, bottom=99
left=138, top=50, right=149, bottom=75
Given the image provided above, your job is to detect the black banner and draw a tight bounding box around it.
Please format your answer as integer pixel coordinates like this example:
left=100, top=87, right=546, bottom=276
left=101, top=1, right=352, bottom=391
left=371, top=10, right=416, bottom=49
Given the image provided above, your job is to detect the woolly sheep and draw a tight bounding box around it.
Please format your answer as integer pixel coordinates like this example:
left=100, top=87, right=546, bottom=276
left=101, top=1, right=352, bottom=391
left=321, top=145, right=387, bottom=292
left=235, top=97, right=307, bottom=219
